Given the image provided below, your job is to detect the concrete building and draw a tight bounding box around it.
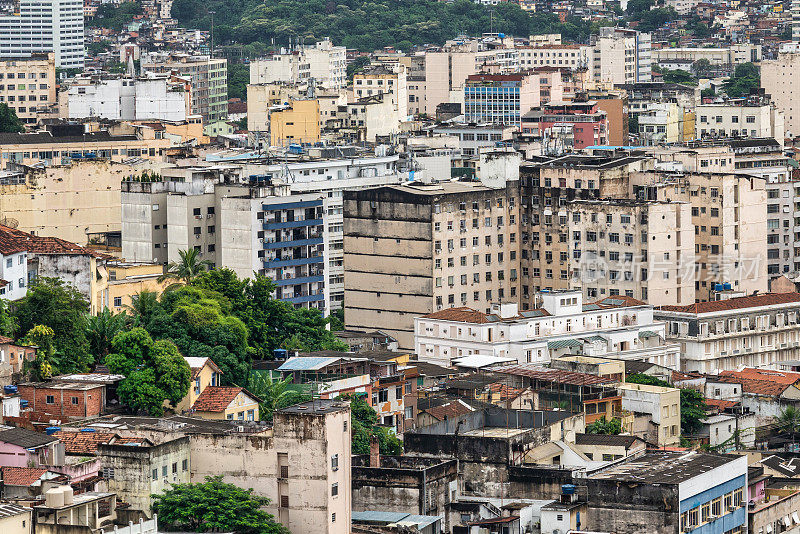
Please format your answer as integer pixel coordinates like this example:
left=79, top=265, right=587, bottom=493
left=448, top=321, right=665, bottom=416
left=34, top=490, right=116, bottom=534
left=66, top=73, right=192, bottom=122
left=617, top=82, right=698, bottom=118
left=761, top=51, right=800, bottom=138
left=98, top=437, right=190, bottom=514
left=652, top=45, right=762, bottom=66
left=269, top=99, right=321, bottom=146
left=632, top=170, right=768, bottom=302
left=0, top=53, right=56, bottom=125
left=585, top=451, right=748, bottom=534
left=343, top=180, right=520, bottom=349
left=589, top=27, right=652, bottom=85
left=655, top=292, right=800, bottom=372
left=353, top=65, right=408, bottom=119
left=121, top=168, right=330, bottom=312
left=618, top=382, right=681, bottom=446
left=0, top=504, right=32, bottom=534
left=696, top=98, right=784, bottom=143
left=0, top=236, right=28, bottom=301
left=518, top=45, right=591, bottom=70
left=522, top=99, right=608, bottom=153
left=637, top=102, right=693, bottom=145
left=249, top=39, right=347, bottom=90
left=141, top=53, right=227, bottom=123
left=0, top=0, right=84, bottom=68
left=415, top=291, right=680, bottom=369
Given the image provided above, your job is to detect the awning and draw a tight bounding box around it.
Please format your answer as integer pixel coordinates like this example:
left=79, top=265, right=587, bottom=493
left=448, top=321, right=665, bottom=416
left=792, top=512, right=799, bottom=524
left=784, top=516, right=792, bottom=528
left=547, top=339, right=582, bottom=350
left=638, top=331, right=661, bottom=339
left=582, top=335, right=606, bottom=343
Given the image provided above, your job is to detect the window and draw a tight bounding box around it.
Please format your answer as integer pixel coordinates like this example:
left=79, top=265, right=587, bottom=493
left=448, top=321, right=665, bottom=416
left=172, top=462, right=178, bottom=474
left=332, top=513, right=336, bottom=523
left=162, top=465, right=168, bottom=477
left=331, top=454, right=339, bottom=471
left=152, top=468, right=158, bottom=480
left=113, top=296, right=122, bottom=307
left=71, top=396, right=78, bottom=405
left=46, top=395, right=55, bottom=404
left=182, top=459, right=188, bottom=471
left=331, top=483, right=339, bottom=496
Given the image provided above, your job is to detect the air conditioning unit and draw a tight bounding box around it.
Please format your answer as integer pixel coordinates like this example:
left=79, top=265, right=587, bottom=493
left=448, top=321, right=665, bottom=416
left=207, top=214, right=213, bottom=218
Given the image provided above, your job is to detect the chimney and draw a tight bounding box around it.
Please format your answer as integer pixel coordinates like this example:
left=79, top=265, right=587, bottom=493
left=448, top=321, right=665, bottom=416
left=369, top=435, right=380, bottom=467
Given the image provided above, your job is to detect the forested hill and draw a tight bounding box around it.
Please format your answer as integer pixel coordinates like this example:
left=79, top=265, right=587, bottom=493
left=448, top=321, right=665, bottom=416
left=169, top=0, right=597, bottom=52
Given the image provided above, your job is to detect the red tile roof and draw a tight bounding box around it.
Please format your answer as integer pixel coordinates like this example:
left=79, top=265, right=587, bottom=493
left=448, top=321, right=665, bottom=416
left=0, top=335, right=14, bottom=344
left=720, top=368, right=800, bottom=386
left=192, top=386, right=244, bottom=412
left=0, top=225, right=105, bottom=258
left=54, top=431, right=117, bottom=454
left=705, top=399, right=737, bottom=410
left=421, top=307, right=497, bottom=323
left=422, top=401, right=474, bottom=421
left=493, top=364, right=615, bottom=386
left=659, top=293, right=800, bottom=314
left=486, top=382, right=524, bottom=400
left=1, top=466, right=50, bottom=486
left=714, top=375, right=792, bottom=397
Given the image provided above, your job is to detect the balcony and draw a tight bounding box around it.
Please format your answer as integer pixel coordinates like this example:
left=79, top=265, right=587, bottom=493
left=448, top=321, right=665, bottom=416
left=264, top=256, right=324, bottom=268
left=282, top=292, right=326, bottom=304
left=263, top=237, right=324, bottom=250
left=274, top=275, right=325, bottom=287
left=263, top=218, right=323, bottom=230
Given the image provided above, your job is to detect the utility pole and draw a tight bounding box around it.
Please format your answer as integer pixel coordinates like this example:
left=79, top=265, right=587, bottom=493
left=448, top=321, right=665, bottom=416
left=209, top=10, right=216, bottom=57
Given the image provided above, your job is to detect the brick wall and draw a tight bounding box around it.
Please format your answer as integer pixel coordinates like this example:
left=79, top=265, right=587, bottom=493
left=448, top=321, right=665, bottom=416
left=19, top=385, right=104, bottom=418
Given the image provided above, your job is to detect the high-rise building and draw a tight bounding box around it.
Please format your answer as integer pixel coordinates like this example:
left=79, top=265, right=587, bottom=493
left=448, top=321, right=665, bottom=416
left=0, top=53, right=57, bottom=124
left=589, top=27, right=651, bottom=85
left=141, top=53, right=227, bottom=123
left=343, top=180, right=521, bottom=349
left=249, top=38, right=347, bottom=90
left=463, top=72, right=547, bottom=127
left=0, top=0, right=84, bottom=68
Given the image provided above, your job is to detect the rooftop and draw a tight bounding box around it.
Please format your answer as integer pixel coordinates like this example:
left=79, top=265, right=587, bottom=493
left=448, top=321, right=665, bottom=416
left=1, top=466, right=52, bottom=486
left=0, top=503, right=30, bottom=519
left=658, top=293, right=800, bottom=314
left=0, top=426, right=58, bottom=449
left=277, top=399, right=350, bottom=415
left=589, top=451, right=739, bottom=484
left=574, top=433, right=644, bottom=448
left=192, top=386, right=255, bottom=412
left=492, top=364, right=615, bottom=386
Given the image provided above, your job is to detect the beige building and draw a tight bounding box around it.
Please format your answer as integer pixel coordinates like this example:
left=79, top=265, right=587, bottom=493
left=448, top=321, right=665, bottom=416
left=344, top=180, right=520, bottom=350
left=191, top=385, right=260, bottom=421
left=762, top=51, right=800, bottom=138
left=618, top=382, right=681, bottom=446
left=353, top=65, right=408, bottom=119
left=107, top=261, right=170, bottom=314
left=249, top=39, right=347, bottom=90
left=631, top=170, right=768, bottom=302
left=0, top=158, right=166, bottom=246
left=0, top=504, right=31, bottom=534
left=176, top=356, right=222, bottom=412
left=589, top=27, right=652, bottom=85
left=518, top=44, right=591, bottom=70
left=0, top=53, right=56, bottom=125
left=270, top=99, right=321, bottom=146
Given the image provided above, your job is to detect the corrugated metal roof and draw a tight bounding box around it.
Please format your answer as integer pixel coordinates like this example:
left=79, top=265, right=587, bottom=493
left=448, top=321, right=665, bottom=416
left=638, top=330, right=660, bottom=338
left=547, top=339, right=582, bottom=349
left=276, top=356, right=341, bottom=371
left=493, top=364, right=614, bottom=386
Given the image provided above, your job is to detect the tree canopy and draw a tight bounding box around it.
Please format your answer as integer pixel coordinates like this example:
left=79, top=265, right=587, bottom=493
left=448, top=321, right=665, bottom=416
left=106, top=328, right=191, bottom=416
left=344, top=394, right=402, bottom=456
left=152, top=476, right=288, bottom=534
left=723, top=62, right=759, bottom=98
left=0, top=104, right=24, bottom=133
left=586, top=416, right=622, bottom=435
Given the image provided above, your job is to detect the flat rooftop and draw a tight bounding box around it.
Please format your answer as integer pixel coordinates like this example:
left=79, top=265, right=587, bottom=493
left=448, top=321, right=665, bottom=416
left=278, top=399, right=350, bottom=415
left=589, top=451, right=738, bottom=485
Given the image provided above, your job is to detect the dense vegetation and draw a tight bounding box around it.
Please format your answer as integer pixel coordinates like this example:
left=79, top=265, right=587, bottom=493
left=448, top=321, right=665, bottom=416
left=0, top=103, right=24, bottom=133
left=723, top=62, right=760, bottom=99
left=152, top=476, right=288, bottom=534
left=170, top=0, right=597, bottom=51
left=87, top=2, right=143, bottom=32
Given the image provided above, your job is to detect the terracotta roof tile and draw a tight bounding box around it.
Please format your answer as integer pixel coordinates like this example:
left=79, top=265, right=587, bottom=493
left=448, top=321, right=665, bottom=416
left=714, top=375, right=792, bottom=396
left=0, top=225, right=104, bottom=258
left=422, top=401, right=474, bottom=421
left=720, top=368, right=800, bottom=386
left=54, top=431, right=117, bottom=454
left=705, top=399, right=738, bottom=410
left=421, top=307, right=496, bottom=323
left=1, top=466, right=49, bottom=486
left=659, top=293, right=800, bottom=314
left=493, top=364, right=615, bottom=386
left=192, top=386, right=243, bottom=412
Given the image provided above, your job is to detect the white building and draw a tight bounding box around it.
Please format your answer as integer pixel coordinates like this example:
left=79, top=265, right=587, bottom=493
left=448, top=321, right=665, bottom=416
left=352, top=65, right=408, bottom=120
left=696, top=100, right=784, bottom=143
left=67, top=73, right=192, bottom=122
left=0, top=240, right=28, bottom=301
left=249, top=38, right=347, bottom=90
left=414, top=290, right=681, bottom=369
left=518, top=45, right=591, bottom=70
left=0, top=0, right=84, bottom=69
left=655, top=292, right=800, bottom=372
left=589, top=27, right=651, bottom=85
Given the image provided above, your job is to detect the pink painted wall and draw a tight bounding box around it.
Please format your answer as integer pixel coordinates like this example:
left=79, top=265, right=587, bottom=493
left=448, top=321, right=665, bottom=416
left=0, top=442, right=34, bottom=468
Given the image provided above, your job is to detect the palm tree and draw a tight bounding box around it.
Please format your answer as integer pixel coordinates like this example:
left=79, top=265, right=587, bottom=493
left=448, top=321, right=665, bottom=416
left=247, top=373, right=310, bottom=421
left=85, top=308, right=126, bottom=361
left=124, top=290, right=161, bottom=326
left=158, top=248, right=212, bottom=285
left=778, top=406, right=800, bottom=443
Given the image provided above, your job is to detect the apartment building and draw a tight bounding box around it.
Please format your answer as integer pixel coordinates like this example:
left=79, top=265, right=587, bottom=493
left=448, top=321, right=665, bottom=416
left=655, top=292, right=800, bottom=372
left=618, top=382, right=681, bottom=446
left=0, top=237, right=28, bottom=301
left=343, top=180, right=520, bottom=349
left=0, top=0, right=84, bottom=68
left=269, top=99, right=321, bottom=146
left=415, top=290, right=680, bottom=369
left=632, top=170, right=768, bottom=302
left=141, top=53, right=227, bottom=123
left=696, top=99, right=784, bottom=143
left=589, top=27, right=652, bottom=85
left=249, top=39, right=347, bottom=90
left=121, top=168, right=330, bottom=312
left=66, top=73, right=192, bottom=122
left=0, top=53, right=56, bottom=125
left=352, top=65, right=408, bottom=119
left=0, top=127, right=171, bottom=167
left=430, top=124, right=514, bottom=158
left=652, top=44, right=762, bottom=66
left=463, top=72, right=546, bottom=127
left=761, top=51, right=800, bottom=137
left=616, top=82, right=698, bottom=118
left=521, top=100, right=609, bottom=152
left=637, top=103, right=694, bottom=145
left=517, top=45, right=591, bottom=70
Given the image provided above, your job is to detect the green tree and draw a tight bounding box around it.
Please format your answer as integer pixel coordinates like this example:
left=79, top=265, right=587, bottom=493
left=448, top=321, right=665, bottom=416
left=124, top=290, right=162, bottom=327
left=0, top=299, right=17, bottom=337
left=14, top=278, right=91, bottom=373
left=723, top=62, right=759, bottom=98
left=692, top=58, right=712, bottom=77
left=227, top=63, right=250, bottom=101
left=660, top=69, right=696, bottom=85
left=246, top=373, right=311, bottom=421
left=159, top=248, right=213, bottom=285
left=106, top=328, right=191, bottom=416
left=343, top=394, right=402, bottom=455
left=777, top=406, right=800, bottom=440
left=0, top=103, right=24, bottom=133
left=85, top=308, right=127, bottom=362
left=87, top=1, right=143, bottom=31
left=586, top=416, right=622, bottom=435
left=626, top=373, right=707, bottom=435
left=701, top=87, right=716, bottom=99
left=21, top=325, right=57, bottom=380
left=152, top=476, right=288, bottom=534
